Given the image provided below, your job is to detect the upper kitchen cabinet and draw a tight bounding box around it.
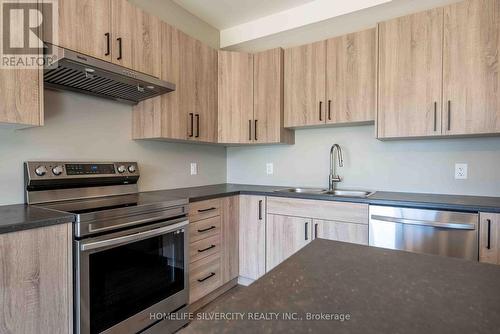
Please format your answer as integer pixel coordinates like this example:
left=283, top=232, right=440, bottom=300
left=377, top=8, right=444, bottom=139
left=0, top=67, right=42, bottom=127
left=45, top=0, right=112, bottom=61
left=253, top=48, right=294, bottom=144
left=133, top=24, right=217, bottom=143
left=218, top=50, right=254, bottom=144
left=443, top=0, right=500, bottom=136
left=1, top=0, right=43, bottom=127
left=111, top=0, right=161, bottom=77
left=284, top=41, right=326, bottom=127
left=326, top=28, right=376, bottom=125
left=194, top=40, right=218, bottom=142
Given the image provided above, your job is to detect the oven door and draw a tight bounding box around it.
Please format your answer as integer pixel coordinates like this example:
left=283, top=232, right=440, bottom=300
left=75, top=217, right=189, bottom=334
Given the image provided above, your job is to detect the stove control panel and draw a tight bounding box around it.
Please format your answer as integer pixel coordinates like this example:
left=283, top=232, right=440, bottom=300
left=25, top=161, right=139, bottom=180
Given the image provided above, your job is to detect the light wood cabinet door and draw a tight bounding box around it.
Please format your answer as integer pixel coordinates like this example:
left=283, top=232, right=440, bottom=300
left=0, top=66, right=43, bottom=127
left=0, top=224, right=72, bottom=334
left=313, top=219, right=368, bottom=245
left=266, top=214, right=312, bottom=272
left=194, top=41, right=218, bottom=142
left=253, top=48, right=294, bottom=144
left=443, top=0, right=500, bottom=136
left=221, top=196, right=239, bottom=284
left=218, top=51, right=254, bottom=144
left=284, top=41, right=326, bottom=127
left=1, top=0, right=43, bottom=127
left=239, top=195, right=266, bottom=280
left=377, top=8, right=443, bottom=139
left=111, top=0, right=161, bottom=77
left=132, top=25, right=194, bottom=140
left=326, top=28, right=376, bottom=125
left=479, top=213, right=500, bottom=265
left=47, top=0, right=112, bottom=61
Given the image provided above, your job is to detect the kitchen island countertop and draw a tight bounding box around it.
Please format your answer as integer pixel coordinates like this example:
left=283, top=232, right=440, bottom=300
left=182, top=239, right=500, bottom=334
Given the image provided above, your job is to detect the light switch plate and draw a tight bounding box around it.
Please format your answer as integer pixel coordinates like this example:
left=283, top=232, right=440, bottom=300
left=455, top=163, right=468, bottom=180
left=266, top=163, right=274, bottom=175
left=190, top=162, right=198, bottom=175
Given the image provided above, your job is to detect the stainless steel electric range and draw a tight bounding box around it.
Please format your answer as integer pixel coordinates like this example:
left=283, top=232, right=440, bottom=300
left=25, top=161, right=190, bottom=334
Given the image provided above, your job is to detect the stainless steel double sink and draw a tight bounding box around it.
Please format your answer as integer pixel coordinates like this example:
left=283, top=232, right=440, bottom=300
left=274, top=188, right=375, bottom=198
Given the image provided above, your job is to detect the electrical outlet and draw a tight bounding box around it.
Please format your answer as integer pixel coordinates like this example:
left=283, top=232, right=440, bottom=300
left=190, top=163, right=198, bottom=175
left=266, top=163, right=274, bottom=175
left=455, top=163, right=468, bottom=180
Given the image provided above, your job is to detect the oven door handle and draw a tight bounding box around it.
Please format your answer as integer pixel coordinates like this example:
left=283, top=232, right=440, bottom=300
left=370, top=215, right=476, bottom=230
left=80, top=220, right=189, bottom=251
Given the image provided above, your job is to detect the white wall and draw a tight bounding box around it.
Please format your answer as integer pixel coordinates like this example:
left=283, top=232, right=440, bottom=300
left=227, top=125, right=500, bottom=197
left=0, top=90, right=226, bottom=205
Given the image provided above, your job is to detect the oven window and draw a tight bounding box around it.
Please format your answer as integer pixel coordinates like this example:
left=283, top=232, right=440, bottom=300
left=89, top=230, right=184, bottom=333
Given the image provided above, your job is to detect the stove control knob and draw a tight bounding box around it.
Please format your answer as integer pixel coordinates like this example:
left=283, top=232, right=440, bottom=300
left=35, top=165, right=47, bottom=176
left=117, top=165, right=126, bottom=173
left=52, top=165, right=64, bottom=176
left=128, top=165, right=136, bottom=173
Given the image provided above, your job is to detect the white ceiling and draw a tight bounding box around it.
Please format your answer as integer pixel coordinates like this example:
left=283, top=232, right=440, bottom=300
left=173, top=0, right=316, bottom=29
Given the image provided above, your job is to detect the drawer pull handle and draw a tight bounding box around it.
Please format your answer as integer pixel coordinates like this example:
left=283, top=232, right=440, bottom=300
left=197, top=272, right=215, bottom=282
left=487, top=219, right=492, bottom=250
left=197, top=226, right=216, bottom=233
left=198, top=244, right=216, bottom=253
left=198, top=207, right=217, bottom=213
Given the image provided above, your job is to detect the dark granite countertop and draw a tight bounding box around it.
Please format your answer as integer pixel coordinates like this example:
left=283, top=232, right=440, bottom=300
left=143, top=183, right=500, bottom=213
left=182, top=239, right=500, bottom=334
left=2, top=183, right=500, bottom=234
left=0, top=204, right=75, bottom=234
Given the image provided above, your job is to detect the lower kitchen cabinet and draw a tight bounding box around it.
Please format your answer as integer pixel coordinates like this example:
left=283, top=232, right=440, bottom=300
left=189, top=253, right=222, bottom=304
left=221, top=196, right=239, bottom=283
left=313, top=219, right=368, bottom=245
left=239, top=195, right=266, bottom=282
left=479, top=213, right=500, bottom=265
left=188, top=196, right=239, bottom=303
left=0, top=224, right=72, bottom=334
left=266, top=214, right=312, bottom=271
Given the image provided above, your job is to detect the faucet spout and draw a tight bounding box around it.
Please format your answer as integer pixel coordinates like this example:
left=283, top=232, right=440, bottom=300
left=329, top=144, right=343, bottom=191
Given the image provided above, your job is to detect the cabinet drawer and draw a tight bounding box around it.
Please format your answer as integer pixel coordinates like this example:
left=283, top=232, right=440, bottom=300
left=189, top=199, right=221, bottom=222
left=189, top=216, right=221, bottom=243
left=189, top=234, right=221, bottom=263
left=267, top=197, right=368, bottom=224
left=189, top=253, right=222, bottom=303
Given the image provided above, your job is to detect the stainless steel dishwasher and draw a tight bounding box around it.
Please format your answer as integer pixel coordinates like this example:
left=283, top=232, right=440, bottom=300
left=369, top=206, right=479, bottom=261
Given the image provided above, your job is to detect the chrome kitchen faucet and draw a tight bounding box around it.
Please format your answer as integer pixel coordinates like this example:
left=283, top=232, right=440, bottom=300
left=329, top=144, right=343, bottom=191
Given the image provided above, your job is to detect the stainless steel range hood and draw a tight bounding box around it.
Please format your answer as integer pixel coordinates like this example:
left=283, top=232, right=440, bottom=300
left=44, top=44, right=175, bottom=105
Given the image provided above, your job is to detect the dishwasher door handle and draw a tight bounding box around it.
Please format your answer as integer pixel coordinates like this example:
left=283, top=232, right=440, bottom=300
left=370, top=215, right=476, bottom=230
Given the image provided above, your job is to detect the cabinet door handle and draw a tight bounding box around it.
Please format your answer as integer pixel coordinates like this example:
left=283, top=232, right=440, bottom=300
left=487, top=219, right=492, bottom=250
left=254, top=119, right=258, bottom=141
left=319, top=101, right=323, bottom=121
left=117, top=37, right=122, bottom=60
left=447, top=100, right=451, bottom=131
left=189, top=113, right=194, bottom=137
left=249, top=120, right=252, bottom=141
left=198, top=226, right=216, bottom=233
left=197, top=207, right=217, bottom=213
left=197, top=272, right=215, bottom=282
left=314, top=223, right=318, bottom=239
left=198, top=244, right=216, bottom=253
left=258, top=200, right=263, bottom=220
left=104, top=33, right=110, bottom=56
left=305, top=222, right=309, bottom=240
left=195, top=114, right=200, bottom=138
left=433, top=102, right=437, bottom=132
left=328, top=100, right=332, bottom=121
